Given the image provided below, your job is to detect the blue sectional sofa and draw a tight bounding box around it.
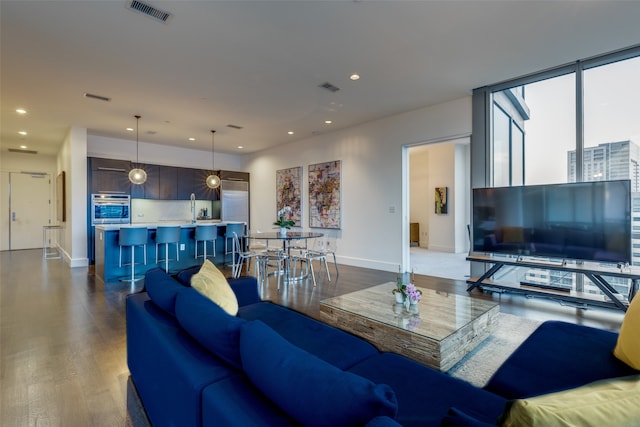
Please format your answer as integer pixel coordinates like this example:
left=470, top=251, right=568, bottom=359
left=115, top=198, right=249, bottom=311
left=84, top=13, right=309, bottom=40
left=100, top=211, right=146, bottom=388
left=126, top=267, right=638, bottom=427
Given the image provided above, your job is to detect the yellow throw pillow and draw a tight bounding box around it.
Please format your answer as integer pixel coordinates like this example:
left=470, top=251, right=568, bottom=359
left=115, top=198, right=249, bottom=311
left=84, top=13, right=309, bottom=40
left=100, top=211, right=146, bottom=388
left=499, top=375, right=640, bottom=427
left=190, top=259, right=239, bottom=316
left=614, top=293, right=640, bottom=369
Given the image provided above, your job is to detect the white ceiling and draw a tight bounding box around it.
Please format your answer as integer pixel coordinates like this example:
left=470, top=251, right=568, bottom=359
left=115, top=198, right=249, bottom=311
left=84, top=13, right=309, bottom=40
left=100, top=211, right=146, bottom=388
left=2, top=1, right=640, bottom=156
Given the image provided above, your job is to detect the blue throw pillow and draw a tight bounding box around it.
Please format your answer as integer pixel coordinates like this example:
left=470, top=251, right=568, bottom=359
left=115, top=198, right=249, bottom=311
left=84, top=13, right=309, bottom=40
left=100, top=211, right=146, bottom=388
left=174, top=288, right=245, bottom=370
left=240, top=321, right=398, bottom=427
left=145, top=267, right=185, bottom=316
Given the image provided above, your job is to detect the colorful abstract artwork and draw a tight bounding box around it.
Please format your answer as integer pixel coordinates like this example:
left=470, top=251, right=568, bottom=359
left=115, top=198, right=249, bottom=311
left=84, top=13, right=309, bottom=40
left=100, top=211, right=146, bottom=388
left=308, top=160, right=341, bottom=229
left=276, top=166, right=302, bottom=226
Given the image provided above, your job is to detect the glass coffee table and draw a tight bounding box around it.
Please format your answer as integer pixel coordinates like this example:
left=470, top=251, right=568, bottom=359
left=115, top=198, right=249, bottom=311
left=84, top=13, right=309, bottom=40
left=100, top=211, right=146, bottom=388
left=319, top=283, right=499, bottom=371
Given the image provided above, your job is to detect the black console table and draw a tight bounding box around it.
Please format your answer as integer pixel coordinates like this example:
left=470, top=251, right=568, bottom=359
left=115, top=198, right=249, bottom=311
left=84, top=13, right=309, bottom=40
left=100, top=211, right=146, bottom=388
left=466, top=254, right=640, bottom=312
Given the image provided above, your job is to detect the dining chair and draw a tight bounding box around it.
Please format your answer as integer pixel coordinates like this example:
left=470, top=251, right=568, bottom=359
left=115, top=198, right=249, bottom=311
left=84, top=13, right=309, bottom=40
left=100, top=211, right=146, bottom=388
left=307, top=234, right=339, bottom=277
left=231, top=232, right=259, bottom=278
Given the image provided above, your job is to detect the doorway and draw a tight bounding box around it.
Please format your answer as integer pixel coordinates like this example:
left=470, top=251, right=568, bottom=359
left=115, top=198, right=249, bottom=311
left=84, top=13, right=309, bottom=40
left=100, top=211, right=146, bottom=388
left=403, top=137, right=471, bottom=278
left=6, top=172, right=52, bottom=250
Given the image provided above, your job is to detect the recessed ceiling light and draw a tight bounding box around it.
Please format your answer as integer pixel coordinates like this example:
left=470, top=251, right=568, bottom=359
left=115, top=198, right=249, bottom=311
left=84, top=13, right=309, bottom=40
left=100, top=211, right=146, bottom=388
left=324, top=120, right=332, bottom=124
left=16, top=108, right=27, bottom=114
left=188, top=137, right=196, bottom=141
left=126, top=127, right=134, bottom=132
left=288, top=131, right=295, bottom=135
left=350, top=73, right=360, bottom=81
left=237, top=146, right=244, bottom=149
left=18, top=131, right=27, bottom=136
left=20, top=145, right=27, bottom=149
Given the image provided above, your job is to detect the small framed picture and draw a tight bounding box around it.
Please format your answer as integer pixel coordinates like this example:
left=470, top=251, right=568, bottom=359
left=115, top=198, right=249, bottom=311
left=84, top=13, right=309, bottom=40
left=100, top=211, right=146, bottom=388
left=435, top=187, right=447, bottom=215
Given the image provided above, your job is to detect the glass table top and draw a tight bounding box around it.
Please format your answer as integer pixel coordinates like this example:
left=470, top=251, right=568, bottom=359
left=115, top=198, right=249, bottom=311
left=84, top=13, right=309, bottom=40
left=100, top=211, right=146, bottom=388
left=320, top=282, right=499, bottom=342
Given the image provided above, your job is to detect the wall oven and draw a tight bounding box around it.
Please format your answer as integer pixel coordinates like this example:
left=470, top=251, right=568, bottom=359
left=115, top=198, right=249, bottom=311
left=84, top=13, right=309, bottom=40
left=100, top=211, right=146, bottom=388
left=91, top=194, right=131, bottom=225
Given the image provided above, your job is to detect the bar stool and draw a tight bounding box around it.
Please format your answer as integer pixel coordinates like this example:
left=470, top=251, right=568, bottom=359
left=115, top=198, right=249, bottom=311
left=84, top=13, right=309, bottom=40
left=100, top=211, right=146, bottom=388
left=119, top=227, right=148, bottom=282
left=195, top=224, right=217, bottom=263
left=155, top=226, right=181, bottom=273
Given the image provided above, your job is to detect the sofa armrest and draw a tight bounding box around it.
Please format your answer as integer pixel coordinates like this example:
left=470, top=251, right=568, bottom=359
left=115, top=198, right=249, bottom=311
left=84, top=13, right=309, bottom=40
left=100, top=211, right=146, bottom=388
left=228, top=276, right=261, bottom=306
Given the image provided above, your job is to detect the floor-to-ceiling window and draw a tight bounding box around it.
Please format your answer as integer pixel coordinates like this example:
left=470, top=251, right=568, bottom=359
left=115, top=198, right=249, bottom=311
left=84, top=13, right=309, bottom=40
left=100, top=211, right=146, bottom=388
left=472, top=44, right=640, bottom=296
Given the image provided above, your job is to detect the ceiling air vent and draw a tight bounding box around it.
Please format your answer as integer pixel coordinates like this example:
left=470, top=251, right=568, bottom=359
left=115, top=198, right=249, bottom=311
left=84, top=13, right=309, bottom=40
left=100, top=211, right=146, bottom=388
left=127, top=0, right=172, bottom=23
left=9, top=148, right=38, bottom=154
left=84, top=92, right=111, bottom=102
left=227, top=124, right=243, bottom=130
left=319, top=82, right=340, bottom=93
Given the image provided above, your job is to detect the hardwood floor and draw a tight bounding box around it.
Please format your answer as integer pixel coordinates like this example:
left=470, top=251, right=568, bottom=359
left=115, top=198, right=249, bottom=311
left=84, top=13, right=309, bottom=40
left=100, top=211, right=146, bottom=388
left=1, top=249, right=625, bottom=425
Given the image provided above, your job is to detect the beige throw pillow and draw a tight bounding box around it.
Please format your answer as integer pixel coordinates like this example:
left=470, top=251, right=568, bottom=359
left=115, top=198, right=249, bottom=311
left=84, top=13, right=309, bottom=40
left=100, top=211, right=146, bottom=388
left=614, top=293, right=640, bottom=370
left=499, top=375, right=640, bottom=427
left=190, top=259, right=239, bottom=315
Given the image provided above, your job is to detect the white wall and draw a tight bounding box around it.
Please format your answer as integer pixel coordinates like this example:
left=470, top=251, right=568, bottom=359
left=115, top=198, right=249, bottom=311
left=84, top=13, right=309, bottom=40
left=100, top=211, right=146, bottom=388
left=409, top=139, right=470, bottom=252
left=409, top=149, right=430, bottom=248
left=245, top=97, right=472, bottom=272
left=87, top=135, right=244, bottom=171
left=0, top=151, right=57, bottom=251
left=57, top=127, right=88, bottom=267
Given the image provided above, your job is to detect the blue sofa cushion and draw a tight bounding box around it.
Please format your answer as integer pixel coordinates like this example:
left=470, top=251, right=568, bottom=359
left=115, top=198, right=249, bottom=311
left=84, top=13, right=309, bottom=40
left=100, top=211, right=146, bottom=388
left=348, top=352, right=506, bottom=427
left=175, top=265, right=200, bottom=285
left=202, top=375, right=301, bottom=427
left=145, top=267, right=186, bottom=316
left=175, top=287, right=245, bottom=370
left=240, top=321, right=398, bottom=427
left=176, top=265, right=262, bottom=307
left=238, top=301, right=378, bottom=370
left=126, top=292, right=236, bottom=427
left=484, top=321, right=638, bottom=399
left=441, top=407, right=497, bottom=427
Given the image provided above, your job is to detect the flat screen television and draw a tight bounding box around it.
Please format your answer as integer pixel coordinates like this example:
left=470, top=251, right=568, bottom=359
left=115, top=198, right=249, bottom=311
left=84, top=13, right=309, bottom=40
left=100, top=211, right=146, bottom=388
left=472, top=180, right=631, bottom=264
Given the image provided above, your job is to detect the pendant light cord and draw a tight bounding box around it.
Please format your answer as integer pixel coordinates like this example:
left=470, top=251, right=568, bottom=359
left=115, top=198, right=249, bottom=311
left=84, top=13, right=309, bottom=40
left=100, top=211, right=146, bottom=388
left=135, top=115, right=141, bottom=164
left=211, top=129, right=216, bottom=171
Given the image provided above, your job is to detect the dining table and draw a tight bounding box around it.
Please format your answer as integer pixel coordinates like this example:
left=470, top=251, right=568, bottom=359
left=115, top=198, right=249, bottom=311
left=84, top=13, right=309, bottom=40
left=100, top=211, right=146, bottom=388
left=249, top=231, right=324, bottom=281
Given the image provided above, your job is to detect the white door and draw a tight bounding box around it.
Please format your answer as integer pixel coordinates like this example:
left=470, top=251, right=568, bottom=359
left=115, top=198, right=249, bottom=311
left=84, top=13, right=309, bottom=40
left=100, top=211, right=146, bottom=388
left=10, top=172, right=52, bottom=250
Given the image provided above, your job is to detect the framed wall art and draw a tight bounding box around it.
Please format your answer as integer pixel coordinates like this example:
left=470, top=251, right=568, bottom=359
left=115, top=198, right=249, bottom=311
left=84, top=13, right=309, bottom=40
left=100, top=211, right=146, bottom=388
left=435, top=186, right=448, bottom=215
left=56, top=171, right=66, bottom=222
left=276, top=166, right=302, bottom=226
left=308, top=160, right=341, bottom=229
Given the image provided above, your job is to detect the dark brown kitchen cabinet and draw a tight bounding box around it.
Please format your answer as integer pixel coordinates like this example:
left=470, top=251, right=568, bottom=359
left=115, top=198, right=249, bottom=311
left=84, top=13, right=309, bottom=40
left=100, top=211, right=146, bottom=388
left=89, top=157, right=131, bottom=195
left=159, top=166, right=178, bottom=199
left=130, top=165, right=178, bottom=199
left=177, top=168, right=219, bottom=200
left=130, top=164, right=159, bottom=199
left=177, top=167, right=196, bottom=199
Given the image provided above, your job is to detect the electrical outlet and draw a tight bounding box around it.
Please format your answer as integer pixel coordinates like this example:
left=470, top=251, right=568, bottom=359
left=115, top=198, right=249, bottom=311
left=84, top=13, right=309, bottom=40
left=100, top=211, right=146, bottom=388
left=180, top=244, right=185, bottom=251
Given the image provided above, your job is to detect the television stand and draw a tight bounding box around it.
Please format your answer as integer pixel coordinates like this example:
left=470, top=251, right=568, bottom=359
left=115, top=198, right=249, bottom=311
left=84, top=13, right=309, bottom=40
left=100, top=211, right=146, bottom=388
left=466, top=254, right=640, bottom=312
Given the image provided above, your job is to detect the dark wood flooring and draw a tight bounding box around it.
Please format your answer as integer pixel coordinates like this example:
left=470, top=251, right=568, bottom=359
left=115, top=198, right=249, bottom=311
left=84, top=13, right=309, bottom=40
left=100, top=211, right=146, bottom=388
left=0, top=249, right=625, bottom=425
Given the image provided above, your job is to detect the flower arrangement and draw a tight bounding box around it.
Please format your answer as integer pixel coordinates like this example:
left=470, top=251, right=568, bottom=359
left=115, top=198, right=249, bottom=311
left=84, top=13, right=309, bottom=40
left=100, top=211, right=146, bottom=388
left=392, top=268, right=422, bottom=307
left=273, top=206, right=295, bottom=229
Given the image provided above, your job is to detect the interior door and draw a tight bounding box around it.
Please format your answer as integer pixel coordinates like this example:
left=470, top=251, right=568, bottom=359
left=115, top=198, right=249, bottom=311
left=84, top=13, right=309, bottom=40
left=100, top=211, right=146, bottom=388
left=10, top=172, right=52, bottom=250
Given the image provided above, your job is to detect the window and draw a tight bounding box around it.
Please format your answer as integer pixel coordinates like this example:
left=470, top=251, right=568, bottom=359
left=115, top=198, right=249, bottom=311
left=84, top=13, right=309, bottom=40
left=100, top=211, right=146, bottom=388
left=473, top=44, right=640, bottom=296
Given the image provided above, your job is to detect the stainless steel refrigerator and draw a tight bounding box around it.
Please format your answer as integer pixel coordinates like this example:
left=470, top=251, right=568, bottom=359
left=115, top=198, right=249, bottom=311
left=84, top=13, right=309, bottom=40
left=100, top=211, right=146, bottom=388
left=220, top=180, right=249, bottom=224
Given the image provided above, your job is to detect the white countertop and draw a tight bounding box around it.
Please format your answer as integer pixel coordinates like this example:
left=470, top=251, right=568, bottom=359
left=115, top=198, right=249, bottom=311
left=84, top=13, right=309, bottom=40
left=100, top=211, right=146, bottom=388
left=94, top=220, right=244, bottom=231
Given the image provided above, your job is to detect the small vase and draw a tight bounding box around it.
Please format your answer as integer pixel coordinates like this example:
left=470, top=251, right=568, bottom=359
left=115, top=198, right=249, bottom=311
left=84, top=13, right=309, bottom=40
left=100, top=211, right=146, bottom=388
left=395, top=292, right=404, bottom=304
left=279, top=227, right=288, bottom=237
left=410, top=299, right=418, bottom=306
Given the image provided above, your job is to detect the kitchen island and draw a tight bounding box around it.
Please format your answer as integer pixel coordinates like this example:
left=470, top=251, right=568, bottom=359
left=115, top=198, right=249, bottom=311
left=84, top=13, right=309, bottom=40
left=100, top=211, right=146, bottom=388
left=94, top=221, right=245, bottom=282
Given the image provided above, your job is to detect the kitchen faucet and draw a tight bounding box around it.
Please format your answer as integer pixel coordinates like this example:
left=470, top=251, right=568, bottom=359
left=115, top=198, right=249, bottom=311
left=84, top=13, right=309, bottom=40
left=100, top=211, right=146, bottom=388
left=190, top=193, right=196, bottom=223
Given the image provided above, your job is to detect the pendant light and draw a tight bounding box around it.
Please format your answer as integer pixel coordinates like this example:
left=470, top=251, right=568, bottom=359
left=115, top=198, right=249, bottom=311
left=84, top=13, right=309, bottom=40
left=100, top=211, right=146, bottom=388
left=128, top=114, right=147, bottom=185
left=206, top=129, right=221, bottom=189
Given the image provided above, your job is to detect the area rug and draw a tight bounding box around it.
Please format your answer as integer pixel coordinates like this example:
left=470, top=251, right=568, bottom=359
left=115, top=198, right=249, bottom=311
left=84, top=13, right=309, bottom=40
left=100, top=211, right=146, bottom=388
left=447, top=312, right=542, bottom=387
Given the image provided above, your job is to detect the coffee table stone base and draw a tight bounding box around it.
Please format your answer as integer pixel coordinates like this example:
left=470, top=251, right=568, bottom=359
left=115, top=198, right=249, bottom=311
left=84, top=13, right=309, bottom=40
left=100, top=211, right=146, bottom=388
left=319, top=290, right=499, bottom=372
